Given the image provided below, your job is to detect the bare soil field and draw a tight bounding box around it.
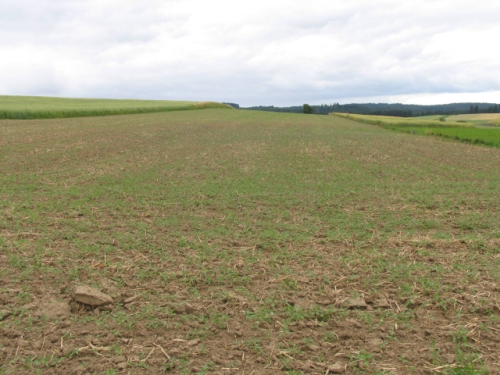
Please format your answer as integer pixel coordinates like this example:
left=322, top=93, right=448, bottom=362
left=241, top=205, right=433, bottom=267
left=1, top=109, right=499, bottom=374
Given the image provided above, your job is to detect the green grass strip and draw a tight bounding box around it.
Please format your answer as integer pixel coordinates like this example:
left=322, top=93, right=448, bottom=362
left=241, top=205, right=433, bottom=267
left=0, top=101, right=231, bottom=120
left=331, top=112, right=500, bottom=148
left=390, top=126, right=500, bottom=148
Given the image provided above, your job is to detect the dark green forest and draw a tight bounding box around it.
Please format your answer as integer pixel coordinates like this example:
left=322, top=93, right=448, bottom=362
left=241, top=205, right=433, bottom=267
left=245, top=102, right=500, bottom=116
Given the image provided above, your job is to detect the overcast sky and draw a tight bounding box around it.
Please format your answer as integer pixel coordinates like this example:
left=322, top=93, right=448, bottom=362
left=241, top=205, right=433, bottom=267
left=1, top=0, right=499, bottom=106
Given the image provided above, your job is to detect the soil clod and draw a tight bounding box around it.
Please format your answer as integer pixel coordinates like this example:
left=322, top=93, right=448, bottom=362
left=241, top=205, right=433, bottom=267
left=38, top=299, right=71, bottom=320
left=347, top=298, right=367, bottom=309
left=373, top=298, right=390, bottom=308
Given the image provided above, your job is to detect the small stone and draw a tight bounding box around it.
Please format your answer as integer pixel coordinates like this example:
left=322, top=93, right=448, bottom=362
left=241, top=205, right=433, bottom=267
left=38, top=300, right=71, bottom=320
left=186, top=339, right=200, bottom=346
left=123, top=295, right=140, bottom=304
left=446, top=354, right=456, bottom=364
left=73, top=286, right=113, bottom=306
left=347, top=298, right=367, bottom=309
left=327, top=363, right=345, bottom=373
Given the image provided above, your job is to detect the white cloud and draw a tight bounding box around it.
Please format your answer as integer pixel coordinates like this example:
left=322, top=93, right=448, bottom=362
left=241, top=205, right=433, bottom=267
left=1, top=0, right=499, bottom=106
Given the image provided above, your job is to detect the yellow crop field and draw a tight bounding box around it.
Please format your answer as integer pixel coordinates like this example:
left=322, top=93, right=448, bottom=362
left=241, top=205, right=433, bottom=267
left=332, top=112, right=472, bottom=128
left=446, top=113, right=500, bottom=124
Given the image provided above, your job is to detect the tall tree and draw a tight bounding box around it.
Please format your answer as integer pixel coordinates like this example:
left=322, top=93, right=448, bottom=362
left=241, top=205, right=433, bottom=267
left=303, top=104, right=314, bottom=114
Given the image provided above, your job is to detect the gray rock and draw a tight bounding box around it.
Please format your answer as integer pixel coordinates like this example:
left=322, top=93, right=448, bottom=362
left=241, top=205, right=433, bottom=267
left=73, top=286, right=113, bottom=306
left=327, top=363, right=345, bottom=373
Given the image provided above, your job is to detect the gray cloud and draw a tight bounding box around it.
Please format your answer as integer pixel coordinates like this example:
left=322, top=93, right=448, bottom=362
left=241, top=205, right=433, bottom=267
left=1, top=0, right=499, bottom=106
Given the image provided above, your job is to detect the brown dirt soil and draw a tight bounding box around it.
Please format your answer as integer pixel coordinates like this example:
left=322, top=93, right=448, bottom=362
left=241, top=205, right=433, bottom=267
left=0, top=110, right=499, bottom=374
left=1, top=241, right=499, bottom=374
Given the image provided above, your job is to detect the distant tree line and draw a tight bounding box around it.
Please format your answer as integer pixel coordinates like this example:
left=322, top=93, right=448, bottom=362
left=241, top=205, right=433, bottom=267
left=470, top=104, right=499, bottom=114
left=222, top=102, right=240, bottom=108
left=245, top=102, right=500, bottom=117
